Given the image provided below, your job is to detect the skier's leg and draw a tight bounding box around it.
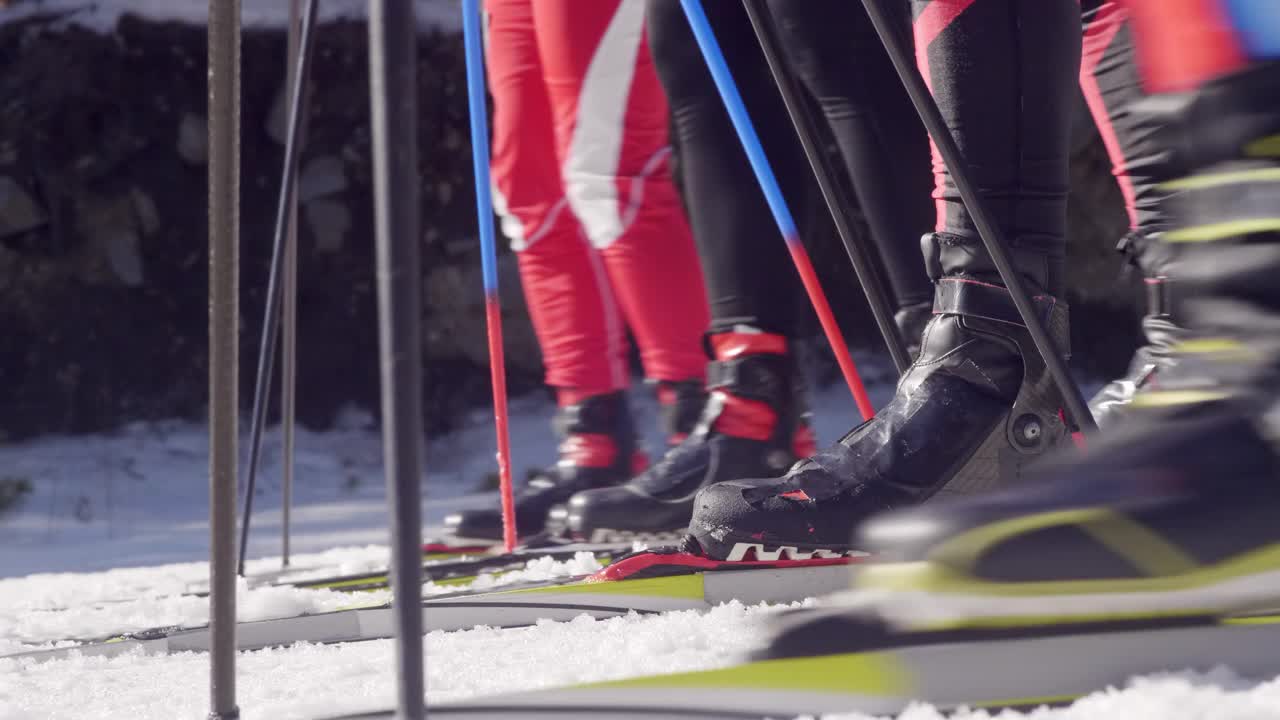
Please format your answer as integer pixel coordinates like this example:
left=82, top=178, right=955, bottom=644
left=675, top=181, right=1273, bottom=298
left=685, top=0, right=1082, bottom=561
left=835, top=0, right=1280, bottom=628
left=1080, top=0, right=1186, bottom=426
left=766, top=0, right=935, bottom=351
left=565, top=0, right=816, bottom=543
left=638, top=1, right=803, bottom=339
left=443, top=0, right=643, bottom=543
left=530, top=0, right=712, bottom=448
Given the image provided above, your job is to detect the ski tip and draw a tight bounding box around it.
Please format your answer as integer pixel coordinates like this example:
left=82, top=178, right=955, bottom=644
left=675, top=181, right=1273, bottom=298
left=587, top=549, right=719, bottom=582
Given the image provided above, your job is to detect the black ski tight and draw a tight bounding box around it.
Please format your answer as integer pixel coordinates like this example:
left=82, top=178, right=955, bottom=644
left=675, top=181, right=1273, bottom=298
left=770, top=0, right=934, bottom=310
left=646, top=0, right=933, bottom=335
left=1080, top=0, right=1170, bottom=239
left=651, top=0, right=1162, bottom=332
left=911, top=0, right=1080, bottom=297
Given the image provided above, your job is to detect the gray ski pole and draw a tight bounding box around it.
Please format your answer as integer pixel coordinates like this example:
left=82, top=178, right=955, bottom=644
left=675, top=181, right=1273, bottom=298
left=280, top=0, right=307, bottom=570
left=368, top=0, right=427, bottom=717
left=239, top=0, right=321, bottom=576
left=208, top=0, right=241, bottom=717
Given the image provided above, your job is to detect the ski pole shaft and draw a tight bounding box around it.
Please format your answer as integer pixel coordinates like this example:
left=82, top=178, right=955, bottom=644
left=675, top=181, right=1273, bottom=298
left=680, top=0, right=875, bottom=422
left=238, top=0, right=320, bottom=576
left=208, top=0, right=241, bottom=717
left=281, top=0, right=305, bottom=570
left=462, top=0, right=518, bottom=551
left=858, top=0, right=1096, bottom=433
left=368, top=0, right=427, bottom=716
left=742, top=0, right=912, bottom=375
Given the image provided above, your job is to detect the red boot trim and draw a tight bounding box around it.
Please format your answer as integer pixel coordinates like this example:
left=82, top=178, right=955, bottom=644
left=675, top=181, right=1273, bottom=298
left=557, top=388, right=624, bottom=407
left=791, top=422, right=817, bottom=458
left=711, top=393, right=777, bottom=441
left=421, top=542, right=492, bottom=554
left=590, top=550, right=858, bottom=582
left=709, top=331, right=787, bottom=360
left=1060, top=408, right=1088, bottom=451
left=630, top=450, right=650, bottom=475
left=559, top=433, right=619, bottom=469
left=656, top=383, right=678, bottom=407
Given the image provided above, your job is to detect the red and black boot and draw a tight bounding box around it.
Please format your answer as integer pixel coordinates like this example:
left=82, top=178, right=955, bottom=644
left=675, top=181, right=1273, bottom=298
left=565, top=329, right=812, bottom=543
left=442, top=390, right=646, bottom=544
left=687, top=240, right=1075, bottom=562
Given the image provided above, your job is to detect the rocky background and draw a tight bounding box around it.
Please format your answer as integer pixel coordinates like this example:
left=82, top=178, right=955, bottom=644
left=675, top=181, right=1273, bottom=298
left=0, top=8, right=1140, bottom=443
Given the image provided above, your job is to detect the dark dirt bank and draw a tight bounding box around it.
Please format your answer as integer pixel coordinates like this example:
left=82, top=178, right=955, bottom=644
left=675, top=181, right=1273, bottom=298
left=0, top=10, right=1140, bottom=443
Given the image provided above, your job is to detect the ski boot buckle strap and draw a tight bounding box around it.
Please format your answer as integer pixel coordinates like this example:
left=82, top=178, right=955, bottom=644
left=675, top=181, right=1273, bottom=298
left=934, top=277, right=1058, bottom=330
left=705, top=354, right=788, bottom=406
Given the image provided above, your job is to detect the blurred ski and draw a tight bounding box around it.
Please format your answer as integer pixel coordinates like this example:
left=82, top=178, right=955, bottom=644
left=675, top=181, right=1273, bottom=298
left=8, top=551, right=860, bottom=664
left=405, top=610, right=1280, bottom=719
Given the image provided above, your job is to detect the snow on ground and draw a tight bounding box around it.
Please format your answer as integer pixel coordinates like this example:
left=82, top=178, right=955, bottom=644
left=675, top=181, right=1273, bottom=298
left=0, top=365, right=881, bottom=580
left=0, top=551, right=603, bottom=651
left=0, top=600, right=797, bottom=720
left=0, top=0, right=462, bottom=32
left=4, top=595, right=1280, bottom=720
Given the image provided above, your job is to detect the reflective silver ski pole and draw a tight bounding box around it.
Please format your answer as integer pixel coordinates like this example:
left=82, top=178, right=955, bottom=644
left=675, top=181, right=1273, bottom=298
left=368, top=0, right=427, bottom=716
left=208, top=0, right=241, bottom=717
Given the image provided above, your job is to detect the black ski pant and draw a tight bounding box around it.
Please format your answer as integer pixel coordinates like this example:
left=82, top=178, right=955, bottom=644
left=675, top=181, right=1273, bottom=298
left=1080, top=0, right=1169, bottom=240
left=646, top=0, right=933, bottom=336
left=911, top=0, right=1080, bottom=298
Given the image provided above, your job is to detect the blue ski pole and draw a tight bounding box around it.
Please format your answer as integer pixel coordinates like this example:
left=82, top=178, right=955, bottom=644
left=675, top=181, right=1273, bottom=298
left=679, top=0, right=874, bottom=421
left=462, top=0, right=518, bottom=551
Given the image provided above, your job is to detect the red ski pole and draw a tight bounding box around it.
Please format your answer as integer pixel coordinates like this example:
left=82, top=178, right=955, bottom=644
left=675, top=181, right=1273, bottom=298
left=462, top=0, right=518, bottom=552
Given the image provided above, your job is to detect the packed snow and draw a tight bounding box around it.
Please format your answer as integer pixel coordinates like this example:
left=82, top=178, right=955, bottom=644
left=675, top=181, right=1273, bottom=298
left=0, top=360, right=887, bottom=580
left=1, top=549, right=607, bottom=652
left=0, top=600, right=798, bottom=719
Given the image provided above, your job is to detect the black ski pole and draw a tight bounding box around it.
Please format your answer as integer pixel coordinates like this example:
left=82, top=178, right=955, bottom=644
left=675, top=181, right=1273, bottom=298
left=742, top=0, right=912, bottom=375
left=208, top=0, right=241, bottom=717
left=858, top=0, right=1097, bottom=432
left=368, top=0, right=426, bottom=716
left=281, top=0, right=309, bottom=570
left=238, top=0, right=321, bottom=576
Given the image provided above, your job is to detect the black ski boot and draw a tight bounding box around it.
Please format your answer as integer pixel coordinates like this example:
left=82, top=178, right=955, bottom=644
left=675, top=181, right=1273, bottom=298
left=442, top=390, right=645, bottom=543
left=542, top=377, right=710, bottom=536
left=834, top=60, right=1280, bottom=631
left=565, top=330, right=810, bottom=543
left=654, top=378, right=709, bottom=448
left=894, top=299, right=932, bottom=358
left=688, top=232, right=1073, bottom=561
left=1088, top=231, right=1185, bottom=427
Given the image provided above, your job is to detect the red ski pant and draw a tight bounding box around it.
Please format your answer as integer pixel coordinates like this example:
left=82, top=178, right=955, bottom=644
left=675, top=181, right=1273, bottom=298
left=484, top=0, right=710, bottom=403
